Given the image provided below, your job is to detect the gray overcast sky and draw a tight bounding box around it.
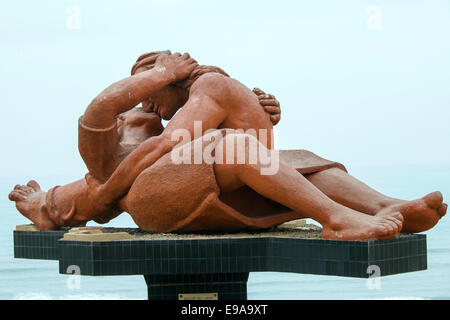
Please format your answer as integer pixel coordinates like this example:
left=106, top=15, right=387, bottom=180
left=1, top=0, right=449, bottom=181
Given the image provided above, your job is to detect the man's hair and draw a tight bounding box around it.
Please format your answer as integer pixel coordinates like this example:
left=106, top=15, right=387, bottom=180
left=130, top=50, right=229, bottom=92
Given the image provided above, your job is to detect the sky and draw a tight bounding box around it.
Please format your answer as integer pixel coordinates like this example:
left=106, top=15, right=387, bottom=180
left=1, top=0, right=449, bottom=182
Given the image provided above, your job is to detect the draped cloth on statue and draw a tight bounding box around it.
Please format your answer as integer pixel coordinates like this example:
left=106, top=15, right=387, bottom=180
left=122, top=129, right=347, bottom=233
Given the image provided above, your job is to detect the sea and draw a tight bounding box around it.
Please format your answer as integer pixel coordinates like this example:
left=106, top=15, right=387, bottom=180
left=1, top=164, right=449, bottom=300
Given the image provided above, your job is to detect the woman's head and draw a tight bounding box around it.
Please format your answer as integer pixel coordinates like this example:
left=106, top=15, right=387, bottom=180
left=117, top=107, right=164, bottom=143
left=131, top=50, right=229, bottom=120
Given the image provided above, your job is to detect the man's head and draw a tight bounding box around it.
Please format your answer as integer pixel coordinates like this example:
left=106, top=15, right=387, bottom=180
left=131, top=51, right=187, bottom=120
left=131, top=50, right=229, bottom=120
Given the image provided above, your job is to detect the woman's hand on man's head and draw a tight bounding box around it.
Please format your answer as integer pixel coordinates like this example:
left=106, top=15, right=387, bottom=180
left=154, top=52, right=198, bottom=83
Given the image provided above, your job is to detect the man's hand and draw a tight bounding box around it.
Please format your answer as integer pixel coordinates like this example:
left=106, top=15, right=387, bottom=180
left=253, top=88, right=281, bottom=125
left=154, top=53, right=198, bottom=84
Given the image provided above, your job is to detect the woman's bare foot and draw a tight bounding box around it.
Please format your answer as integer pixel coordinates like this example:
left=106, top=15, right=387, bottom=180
left=376, top=191, right=447, bottom=233
left=322, top=207, right=403, bottom=241
left=8, top=180, right=57, bottom=230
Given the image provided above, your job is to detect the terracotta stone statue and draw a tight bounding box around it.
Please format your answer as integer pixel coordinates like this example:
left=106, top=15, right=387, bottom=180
left=9, top=51, right=447, bottom=241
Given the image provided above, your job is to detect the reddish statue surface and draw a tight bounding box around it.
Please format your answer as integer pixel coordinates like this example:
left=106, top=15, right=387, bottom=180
left=9, top=51, right=447, bottom=240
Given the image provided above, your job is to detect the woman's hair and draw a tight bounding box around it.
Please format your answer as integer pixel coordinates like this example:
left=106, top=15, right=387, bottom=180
left=131, top=50, right=280, bottom=125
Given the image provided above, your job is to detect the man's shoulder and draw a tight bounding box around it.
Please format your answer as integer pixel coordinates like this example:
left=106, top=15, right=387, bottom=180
left=189, top=72, right=234, bottom=105
left=191, top=72, right=231, bottom=93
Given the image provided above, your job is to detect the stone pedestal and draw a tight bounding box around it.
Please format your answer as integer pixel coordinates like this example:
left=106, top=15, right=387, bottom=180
left=13, top=225, right=428, bottom=300
left=144, top=273, right=249, bottom=300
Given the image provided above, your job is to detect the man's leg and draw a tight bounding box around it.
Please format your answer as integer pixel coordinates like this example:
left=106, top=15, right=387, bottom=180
left=304, top=168, right=447, bottom=233
left=213, top=133, right=404, bottom=240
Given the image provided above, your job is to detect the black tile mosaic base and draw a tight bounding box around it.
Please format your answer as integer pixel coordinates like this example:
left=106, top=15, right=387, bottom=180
left=52, top=234, right=426, bottom=278
left=13, top=230, right=427, bottom=278
left=144, top=273, right=249, bottom=300
left=13, top=230, right=427, bottom=300
left=13, top=230, right=65, bottom=260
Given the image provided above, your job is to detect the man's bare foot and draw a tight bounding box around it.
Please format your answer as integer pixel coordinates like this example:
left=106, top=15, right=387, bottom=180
left=376, top=191, right=447, bottom=233
left=322, top=207, right=403, bottom=241
left=8, top=180, right=57, bottom=230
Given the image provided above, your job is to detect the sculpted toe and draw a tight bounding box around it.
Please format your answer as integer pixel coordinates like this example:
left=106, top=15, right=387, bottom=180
left=15, top=190, right=28, bottom=197
left=393, top=211, right=404, bottom=223
left=8, top=191, right=25, bottom=201
left=438, top=203, right=447, bottom=217
left=386, top=223, right=396, bottom=234
left=379, top=225, right=394, bottom=239
left=424, top=191, right=443, bottom=209
left=27, top=180, right=41, bottom=191
left=8, top=191, right=16, bottom=201
left=386, top=217, right=402, bottom=232
left=16, top=185, right=29, bottom=192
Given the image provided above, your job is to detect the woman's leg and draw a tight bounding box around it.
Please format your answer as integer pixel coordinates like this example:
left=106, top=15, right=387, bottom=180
left=304, top=168, right=398, bottom=214
left=8, top=116, right=124, bottom=230
left=9, top=178, right=123, bottom=230
left=213, top=133, right=404, bottom=240
left=304, top=168, right=447, bottom=233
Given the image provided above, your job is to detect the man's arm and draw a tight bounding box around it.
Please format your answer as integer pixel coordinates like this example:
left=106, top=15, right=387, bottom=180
left=89, top=78, right=229, bottom=205
left=82, top=53, right=197, bottom=129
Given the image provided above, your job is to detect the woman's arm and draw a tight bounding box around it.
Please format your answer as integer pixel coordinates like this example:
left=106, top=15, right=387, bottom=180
left=82, top=53, right=198, bottom=129
left=253, top=88, right=281, bottom=125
